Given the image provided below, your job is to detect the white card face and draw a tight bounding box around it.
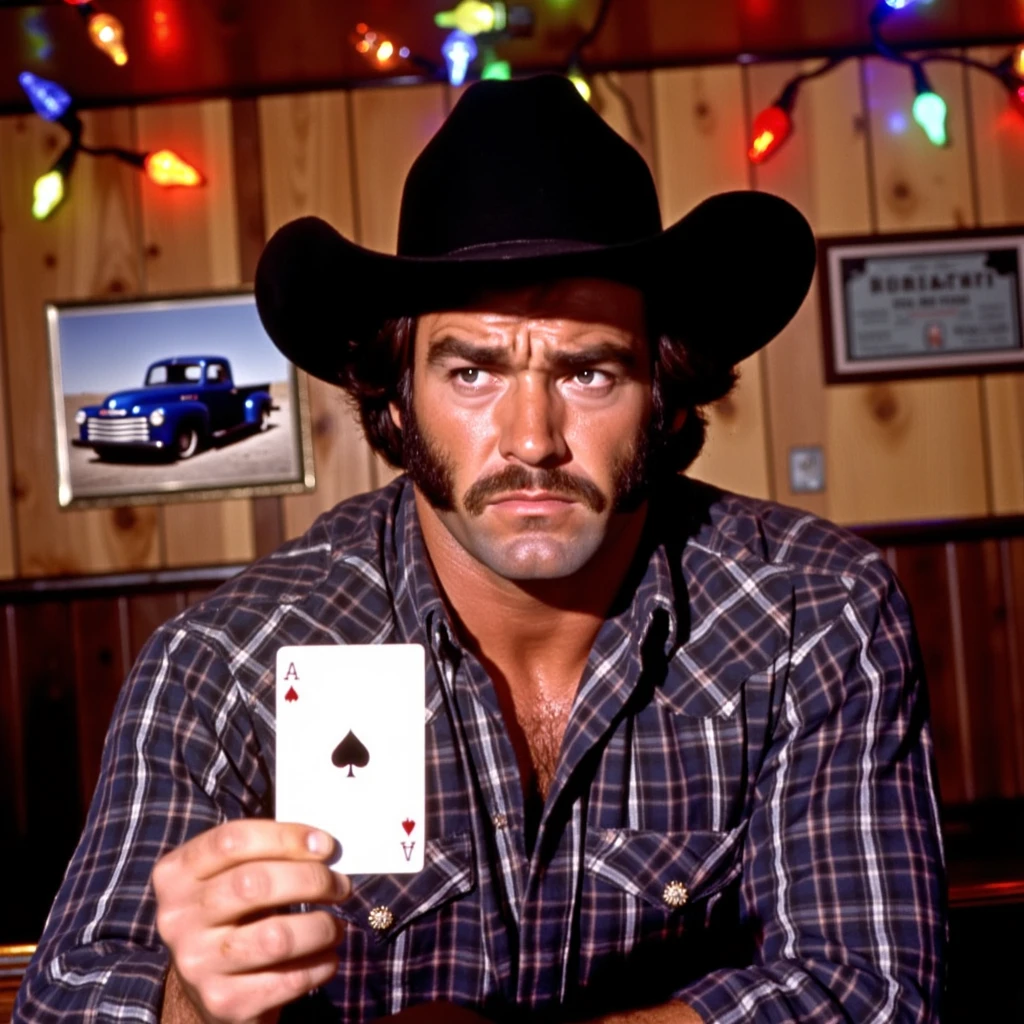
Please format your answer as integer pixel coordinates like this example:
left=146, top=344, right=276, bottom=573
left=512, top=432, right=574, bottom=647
left=275, top=645, right=425, bottom=875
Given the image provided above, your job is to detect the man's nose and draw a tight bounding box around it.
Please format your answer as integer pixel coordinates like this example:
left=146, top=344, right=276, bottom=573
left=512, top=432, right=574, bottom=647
left=497, top=375, right=568, bottom=466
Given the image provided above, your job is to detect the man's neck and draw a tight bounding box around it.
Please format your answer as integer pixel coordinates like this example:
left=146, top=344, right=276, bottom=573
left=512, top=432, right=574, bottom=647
left=414, top=492, right=648, bottom=689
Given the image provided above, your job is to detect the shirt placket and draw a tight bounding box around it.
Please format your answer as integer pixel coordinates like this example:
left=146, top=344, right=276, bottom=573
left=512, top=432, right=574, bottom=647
left=513, top=610, right=659, bottom=1012
left=427, top=614, right=529, bottom=1003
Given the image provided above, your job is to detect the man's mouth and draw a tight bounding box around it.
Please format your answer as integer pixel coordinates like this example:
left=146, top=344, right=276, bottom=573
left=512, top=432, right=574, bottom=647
left=487, top=491, right=576, bottom=513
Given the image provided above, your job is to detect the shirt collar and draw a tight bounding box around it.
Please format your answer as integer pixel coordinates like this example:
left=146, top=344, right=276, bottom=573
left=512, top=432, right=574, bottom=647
left=386, top=475, right=683, bottom=669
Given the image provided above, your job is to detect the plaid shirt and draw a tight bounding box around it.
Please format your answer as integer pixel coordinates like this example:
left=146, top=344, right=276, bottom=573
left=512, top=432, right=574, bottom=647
left=16, top=476, right=945, bottom=1023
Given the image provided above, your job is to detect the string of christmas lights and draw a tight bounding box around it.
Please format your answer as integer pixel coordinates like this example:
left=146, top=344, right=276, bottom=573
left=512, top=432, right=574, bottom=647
left=749, top=0, right=1024, bottom=163
left=21, top=0, right=1024, bottom=221
left=19, top=72, right=203, bottom=221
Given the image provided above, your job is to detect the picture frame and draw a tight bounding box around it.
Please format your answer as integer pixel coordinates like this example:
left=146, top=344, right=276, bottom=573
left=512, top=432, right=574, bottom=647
left=47, top=289, right=316, bottom=510
left=818, top=226, right=1024, bottom=384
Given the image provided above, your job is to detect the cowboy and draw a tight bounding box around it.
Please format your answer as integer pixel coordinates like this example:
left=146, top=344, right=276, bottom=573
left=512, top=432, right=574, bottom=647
left=16, top=76, right=945, bottom=1024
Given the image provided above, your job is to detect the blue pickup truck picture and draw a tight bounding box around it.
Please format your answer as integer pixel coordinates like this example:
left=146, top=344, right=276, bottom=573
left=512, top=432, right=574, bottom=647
left=74, top=356, right=275, bottom=461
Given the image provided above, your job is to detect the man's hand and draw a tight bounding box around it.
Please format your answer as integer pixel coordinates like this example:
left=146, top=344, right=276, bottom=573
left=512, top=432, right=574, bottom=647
left=153, top=820, right=350, bottom=1024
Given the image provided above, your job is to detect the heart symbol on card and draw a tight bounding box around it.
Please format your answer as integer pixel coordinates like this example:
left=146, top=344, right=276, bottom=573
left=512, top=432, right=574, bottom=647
left=402, top=819, right=415, bottom=835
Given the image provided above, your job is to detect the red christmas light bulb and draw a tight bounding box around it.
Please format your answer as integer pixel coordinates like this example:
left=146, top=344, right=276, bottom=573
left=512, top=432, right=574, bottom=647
left=1014, top=84, right=1024, bottom=121
left=748, top=105, right=793, bottom=164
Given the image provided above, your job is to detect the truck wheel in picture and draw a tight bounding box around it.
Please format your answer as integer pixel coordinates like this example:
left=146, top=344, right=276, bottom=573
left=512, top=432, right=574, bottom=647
left=174, top=424, right=201, bottom=460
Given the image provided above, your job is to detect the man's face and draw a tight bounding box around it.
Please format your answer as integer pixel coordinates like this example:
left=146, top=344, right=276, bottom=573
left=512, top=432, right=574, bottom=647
left=392, top=278, right=655, bottom=582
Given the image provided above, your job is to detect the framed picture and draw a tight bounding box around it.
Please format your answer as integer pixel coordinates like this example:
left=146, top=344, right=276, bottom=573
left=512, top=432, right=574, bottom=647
left=47, top=290, right=316, bottom=509
left=818, top=227, right=1024, bottom=383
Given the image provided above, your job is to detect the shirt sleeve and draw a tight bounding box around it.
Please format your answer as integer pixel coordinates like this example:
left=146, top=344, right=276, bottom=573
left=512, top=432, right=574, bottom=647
left=13, top=624, right=271, bottom=1024
left=674, top=558, right=947, bottom=1024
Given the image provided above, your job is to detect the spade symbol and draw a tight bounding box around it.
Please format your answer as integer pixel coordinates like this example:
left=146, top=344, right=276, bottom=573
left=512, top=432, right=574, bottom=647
left=331, top=730, right=370, bottom=778
left=284, top=686, right=298, bottom=702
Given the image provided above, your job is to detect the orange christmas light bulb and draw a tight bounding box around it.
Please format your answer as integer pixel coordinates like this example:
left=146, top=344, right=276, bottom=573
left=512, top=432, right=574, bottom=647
left=88, top=12, right=128, bottom=65
left=144, top=149, right=203, bottom=187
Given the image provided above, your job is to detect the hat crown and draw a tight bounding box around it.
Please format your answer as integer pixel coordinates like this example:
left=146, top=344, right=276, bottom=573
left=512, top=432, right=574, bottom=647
left=397, top=75, right=663, bottom=258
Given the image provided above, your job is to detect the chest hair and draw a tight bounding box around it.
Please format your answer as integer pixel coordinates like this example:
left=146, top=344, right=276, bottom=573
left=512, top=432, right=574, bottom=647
left=513, top=689, right=575, bottom=799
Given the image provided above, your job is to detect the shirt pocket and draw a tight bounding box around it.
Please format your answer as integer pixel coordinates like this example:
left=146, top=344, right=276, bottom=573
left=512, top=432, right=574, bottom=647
left=585, top=824, right=745, bottom=911
left=337, top=831, right=475, bottom=943
left=575, top=825, right=748, bottom=1013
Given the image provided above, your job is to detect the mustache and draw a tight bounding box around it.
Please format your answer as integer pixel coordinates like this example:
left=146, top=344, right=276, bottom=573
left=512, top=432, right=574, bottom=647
left=462, top=464, right=608, bottom=516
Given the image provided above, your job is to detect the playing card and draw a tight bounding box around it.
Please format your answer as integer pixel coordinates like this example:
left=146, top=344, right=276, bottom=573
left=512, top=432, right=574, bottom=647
left=275, top=645, right=425, bottom=874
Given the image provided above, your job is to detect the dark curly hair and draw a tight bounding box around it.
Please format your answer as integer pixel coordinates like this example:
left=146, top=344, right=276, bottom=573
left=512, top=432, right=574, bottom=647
left=337, top=315, right=738, bottom=475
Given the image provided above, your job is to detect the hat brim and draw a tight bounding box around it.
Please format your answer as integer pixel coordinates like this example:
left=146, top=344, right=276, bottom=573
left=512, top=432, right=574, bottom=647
left=255, top=190, right=816, bottom=386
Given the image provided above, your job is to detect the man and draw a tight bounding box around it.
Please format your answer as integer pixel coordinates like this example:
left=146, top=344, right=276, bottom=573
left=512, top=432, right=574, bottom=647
left=16, top=76, right=945, bottom=1024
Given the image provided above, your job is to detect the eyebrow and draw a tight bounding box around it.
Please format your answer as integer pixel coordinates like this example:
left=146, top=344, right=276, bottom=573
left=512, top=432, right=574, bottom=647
left=425, top=336, right=638, bottom=372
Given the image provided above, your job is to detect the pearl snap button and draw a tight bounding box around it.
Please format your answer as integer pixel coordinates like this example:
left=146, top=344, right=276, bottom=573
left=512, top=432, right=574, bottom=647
left=662, top=881, right=689, bottom=908
left=368, top=905, right=395, bottom=931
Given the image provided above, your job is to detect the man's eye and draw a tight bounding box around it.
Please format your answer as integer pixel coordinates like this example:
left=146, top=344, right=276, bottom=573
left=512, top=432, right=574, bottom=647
left=573, top=369, right=610, bottom=387
left=454, top=367, right=487, bottom=386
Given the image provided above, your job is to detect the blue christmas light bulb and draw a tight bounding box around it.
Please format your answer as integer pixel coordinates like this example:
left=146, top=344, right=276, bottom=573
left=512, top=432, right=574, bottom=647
left=19, top=72, right=72, bottom=122
left=442, top=30, right=477, bottom=87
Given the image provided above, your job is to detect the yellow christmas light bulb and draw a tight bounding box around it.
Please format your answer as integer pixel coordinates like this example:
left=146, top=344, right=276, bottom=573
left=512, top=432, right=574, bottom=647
left=376, top=40, right=394, bottom=63
left=88, top=12, right=128, bottom=65
left=1014, top=43, right=1024, bottom=79
left=32, top=169, right=64, bottom=219
left=568, top=71, right=591, bottom=103
left=435, top=1, right=506, bottom=35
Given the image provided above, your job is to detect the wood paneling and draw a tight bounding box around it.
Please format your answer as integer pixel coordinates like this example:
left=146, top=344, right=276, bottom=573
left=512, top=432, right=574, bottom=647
left=753, top=59, right=872, bottom=520
left=136, top=100, right=256, bottom=567
left=0, top=61, right=1022, bottom=564
left=259, top=91, right=377, bottom=540
left=593, top=71, right=658, bottom=174
left=892, top=543, right=969, bottom=803
left=955, top=540, right=1022, bottom=800
left=348, top=84, right=447, bottom=490
left=0, top=111, right=161, bottom=576
left=967, top=48, right=1024, bottom=516
left=70, top=598, right=127, bottom=808
left=651, top=66, right=771, bottom=499
left=825, top=58, right=988, bottom=523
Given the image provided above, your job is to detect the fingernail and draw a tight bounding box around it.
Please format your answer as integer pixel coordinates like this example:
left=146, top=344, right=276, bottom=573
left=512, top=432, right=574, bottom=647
left=306, top=830, right=332, bottom=856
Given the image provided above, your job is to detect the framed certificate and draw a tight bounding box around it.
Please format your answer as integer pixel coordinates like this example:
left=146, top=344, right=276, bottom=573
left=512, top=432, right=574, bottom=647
left=818, top=227, right=1024, bottom=383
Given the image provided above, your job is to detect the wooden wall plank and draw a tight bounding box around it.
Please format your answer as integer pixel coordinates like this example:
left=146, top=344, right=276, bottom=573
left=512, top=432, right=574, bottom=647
left=824, top=57, right=988, bottom=523
left=651, top=66, right=771, bottom=499
left=1006, top=538, right=1024, bottom=793
left=135, top=100, right=256, bottom=567
left=967, top=47, right=1024, bottom=515
left=593, top=71, right=658, bottom=173
left=259, top=91, right=378, bottom=539
left=891, top=543, right=970, bottom=804
left=753, top=59, right=871, bottom=520
left=13, top=601, right=85, bottom=936
left=0, top=111, right=161, bottom=575
left=349, top=84, right=447, bottom=490
left=127, top=591, right=186, bottom=661
left=955, top=540, right=1021, bottom=799
left=0, top=235, right=18, bottom=577
left=70, top=597, right=127, bottom=808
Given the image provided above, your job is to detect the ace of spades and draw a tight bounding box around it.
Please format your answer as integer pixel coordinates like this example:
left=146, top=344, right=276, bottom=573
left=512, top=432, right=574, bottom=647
left=275, top=645, right=425, bottom=875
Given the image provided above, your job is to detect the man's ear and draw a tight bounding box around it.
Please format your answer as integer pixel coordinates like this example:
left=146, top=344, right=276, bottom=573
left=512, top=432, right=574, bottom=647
left=389, top=401, right=403, bottom=431
left=670, top=408, right=687, bottom=433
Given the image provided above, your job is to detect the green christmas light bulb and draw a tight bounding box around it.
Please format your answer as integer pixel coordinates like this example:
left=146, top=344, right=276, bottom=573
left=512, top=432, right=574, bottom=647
left=912, top=90, right=947, bottom=146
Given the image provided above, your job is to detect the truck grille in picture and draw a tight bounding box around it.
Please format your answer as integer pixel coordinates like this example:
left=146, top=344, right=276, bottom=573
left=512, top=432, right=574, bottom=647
left=86, top=417, right=150, bottom=442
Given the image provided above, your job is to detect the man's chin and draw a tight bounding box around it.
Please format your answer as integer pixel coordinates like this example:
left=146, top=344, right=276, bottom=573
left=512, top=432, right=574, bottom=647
left=455, top=530, right=606, bottom=582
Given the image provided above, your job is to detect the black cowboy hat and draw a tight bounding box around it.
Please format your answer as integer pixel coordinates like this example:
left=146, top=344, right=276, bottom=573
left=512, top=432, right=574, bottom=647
left=255, top=74, right=816, bottom=384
